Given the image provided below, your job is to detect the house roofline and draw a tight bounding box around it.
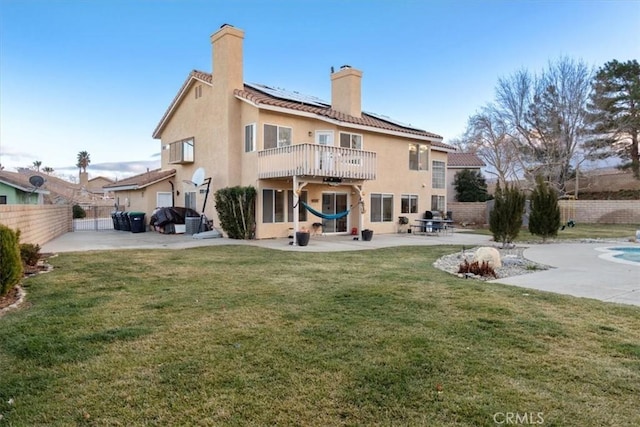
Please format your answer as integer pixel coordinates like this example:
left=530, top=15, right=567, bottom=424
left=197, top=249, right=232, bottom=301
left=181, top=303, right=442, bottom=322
left=236, top=96, right=453, bottom=151
left=104, top=172, right=176, bottom=192
left=152, top=71, right=213, bottom=139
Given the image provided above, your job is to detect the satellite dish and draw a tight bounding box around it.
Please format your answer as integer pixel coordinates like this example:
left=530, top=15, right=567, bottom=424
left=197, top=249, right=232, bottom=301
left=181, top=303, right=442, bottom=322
left=191, top=168, right=205, bottom=186
left=29, top=175, right=45, bottom=188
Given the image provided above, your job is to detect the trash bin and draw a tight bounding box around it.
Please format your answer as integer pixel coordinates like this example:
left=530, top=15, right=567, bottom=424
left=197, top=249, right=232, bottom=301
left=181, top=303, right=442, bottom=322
left=129, top=212, right=146, bottom=233
left=111, top=211, right=120, bottom=230
left=115, top=212, right=126, bottom=231
left=121, top=212, right=131, bottom=231
left=185, top=216, right=201, bottom=235
left=361, top=229, right=374, bottom=241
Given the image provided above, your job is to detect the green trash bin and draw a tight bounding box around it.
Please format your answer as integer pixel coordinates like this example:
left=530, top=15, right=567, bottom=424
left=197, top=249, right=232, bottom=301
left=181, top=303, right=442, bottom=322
left=129, top=212, right=146, bottom=233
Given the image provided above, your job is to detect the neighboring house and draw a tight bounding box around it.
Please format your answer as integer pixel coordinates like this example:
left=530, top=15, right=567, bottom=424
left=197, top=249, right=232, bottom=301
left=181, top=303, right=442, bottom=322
left=111, top=24, right=454, bottom=239
left=0, top=170, right=50, bottom=204
left=447, top=152, right=486, bottom=202
left=104, top=169, right=177, bottom=212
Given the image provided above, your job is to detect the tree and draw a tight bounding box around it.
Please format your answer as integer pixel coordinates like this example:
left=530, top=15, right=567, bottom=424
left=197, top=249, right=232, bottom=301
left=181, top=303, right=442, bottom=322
left=453, top=169, right=490, bottom=202
left=42, top=166, right=54, bottom=174
left=459, top=106, right=525, bottom=188
left=496, top=57, right=593, bottom=194
left=528, top=176, right=561, bottom=242
left=489, top=182, right=526, bottom=248
left=76, top=151, right=91, bottom=173
left=586, top=59, right=640, bottom=178
left=32, top=160, right=42, bottom=171
left=214, top=186, right=256, bottom=239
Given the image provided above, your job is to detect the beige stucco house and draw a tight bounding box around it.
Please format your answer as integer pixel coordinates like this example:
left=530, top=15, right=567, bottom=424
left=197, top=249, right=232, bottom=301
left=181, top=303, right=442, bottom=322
left=108, top=24, right=454, bottom=239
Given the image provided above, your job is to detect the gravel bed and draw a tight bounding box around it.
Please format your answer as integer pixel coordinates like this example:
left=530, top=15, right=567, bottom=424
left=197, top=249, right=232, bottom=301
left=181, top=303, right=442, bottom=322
left=434, top=237, right=635, bottom=281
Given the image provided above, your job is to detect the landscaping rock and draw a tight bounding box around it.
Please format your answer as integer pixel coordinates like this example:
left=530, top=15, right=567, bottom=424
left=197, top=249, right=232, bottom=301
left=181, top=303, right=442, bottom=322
left=473, top=247, right=502, bottom=268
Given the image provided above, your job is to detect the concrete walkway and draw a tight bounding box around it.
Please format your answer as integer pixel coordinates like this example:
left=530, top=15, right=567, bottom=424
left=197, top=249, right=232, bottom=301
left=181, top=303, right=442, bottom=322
left=41, top=230, right=639, bottom=307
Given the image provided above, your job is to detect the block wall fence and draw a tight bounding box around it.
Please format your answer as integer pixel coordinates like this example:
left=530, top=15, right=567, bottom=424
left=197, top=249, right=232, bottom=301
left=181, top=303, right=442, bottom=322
left=0, top=201, right=638, bottom=246
left=0, top=205, right=72, bottom=246
left=448, top=200, right=640, bottom=226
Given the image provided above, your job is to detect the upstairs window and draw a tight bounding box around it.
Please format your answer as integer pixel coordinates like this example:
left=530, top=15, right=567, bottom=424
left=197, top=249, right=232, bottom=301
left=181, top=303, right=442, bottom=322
left=168, top=137, right=194, bottom=164
left=409, top=143, right=429, bottom=171
left=340, top=132, right=362, bottom=150
left=244, top=123, right=256, bottom=152
left=264, top=124, right=292, bottom=149
left=432, top=160, right=446, bottom=188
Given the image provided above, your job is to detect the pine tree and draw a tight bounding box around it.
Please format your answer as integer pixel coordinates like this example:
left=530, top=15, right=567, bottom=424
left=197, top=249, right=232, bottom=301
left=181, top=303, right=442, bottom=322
left=453, top=169, right=490, bottom=202
left=489, top=182, right=525, bottom=248
left=528, top=176, right=561, bottom=242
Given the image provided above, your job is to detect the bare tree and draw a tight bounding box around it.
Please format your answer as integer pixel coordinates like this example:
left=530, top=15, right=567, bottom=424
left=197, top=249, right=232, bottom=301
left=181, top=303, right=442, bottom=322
left=461, top=105, right=525, bottom=188
left=42, top=166, right=54, bottom=174
left=495, top=58, right=593, bottom=194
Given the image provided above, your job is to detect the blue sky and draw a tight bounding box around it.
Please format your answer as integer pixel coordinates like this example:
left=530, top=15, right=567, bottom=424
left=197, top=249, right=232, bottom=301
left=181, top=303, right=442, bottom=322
left=1, top=0, right=638, bottom=181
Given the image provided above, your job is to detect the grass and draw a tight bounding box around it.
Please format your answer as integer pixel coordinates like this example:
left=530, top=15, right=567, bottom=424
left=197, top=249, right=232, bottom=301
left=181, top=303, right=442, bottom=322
left=0, top=244, right=639, bottom=426
left=467, top=223, right=638, bottom=243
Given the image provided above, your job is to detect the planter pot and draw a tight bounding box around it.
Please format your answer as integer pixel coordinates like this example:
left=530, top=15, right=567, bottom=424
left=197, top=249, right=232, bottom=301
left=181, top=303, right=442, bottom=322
left=361, top=229, right=374, bottom=241
left=296, top=231, right=310, bottom=246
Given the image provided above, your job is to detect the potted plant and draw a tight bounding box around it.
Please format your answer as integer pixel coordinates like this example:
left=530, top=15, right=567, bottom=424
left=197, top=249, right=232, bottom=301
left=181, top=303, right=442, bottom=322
left=296, top=226, right=310, bottom=246
left=361, top=229, right=374, bottom=241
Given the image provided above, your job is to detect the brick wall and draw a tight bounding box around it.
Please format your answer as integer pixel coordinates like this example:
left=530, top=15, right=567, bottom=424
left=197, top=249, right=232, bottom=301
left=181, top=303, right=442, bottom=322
left=0, top=205, right=72, bottom=245
left=449, top=200, right=640, bottom=226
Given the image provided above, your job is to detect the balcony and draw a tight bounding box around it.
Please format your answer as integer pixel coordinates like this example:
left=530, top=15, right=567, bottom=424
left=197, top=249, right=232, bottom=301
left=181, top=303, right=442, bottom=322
left=257, top=143, right=376, bottom=180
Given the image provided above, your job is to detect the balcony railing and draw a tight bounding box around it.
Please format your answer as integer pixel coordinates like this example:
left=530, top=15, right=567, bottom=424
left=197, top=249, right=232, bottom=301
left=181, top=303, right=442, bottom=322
left=258, top=143, right=376, bottom=180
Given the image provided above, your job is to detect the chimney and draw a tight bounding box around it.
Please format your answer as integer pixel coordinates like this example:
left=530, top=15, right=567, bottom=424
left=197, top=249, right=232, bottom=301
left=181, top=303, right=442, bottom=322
left=331, top=65, right=363, bottom=117
left=210, top=24, right=244, bottom=93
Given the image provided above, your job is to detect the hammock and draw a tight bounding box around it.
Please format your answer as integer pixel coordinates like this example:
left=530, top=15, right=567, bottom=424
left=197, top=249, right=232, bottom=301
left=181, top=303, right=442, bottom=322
left=300, top=201, right=350, bottom=220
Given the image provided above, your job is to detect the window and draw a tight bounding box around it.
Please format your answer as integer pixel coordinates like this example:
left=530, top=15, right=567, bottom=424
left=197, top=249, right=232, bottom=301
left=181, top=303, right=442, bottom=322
left=340, top=132, right=362, bottom=150
left=287, top=190, right=308, bottom=222
left=432, top=160, right=445, bottom=188
left=401, top=194, right=418, bottom=214
left=0, top=195, right=6, bottom=205
left=168, top=137, right=194, bottom=164
left=431, top=195, right=445, bottom=213
left=370, top=193, right=393, bottom=222
left=409, top=143, right=429, bottom=171
left=244, top=123, right=256, bottom=152
left=262, top=189, right=286, bottom=223
left=264, top=124, right=292, bottom=149
left=185, top=191, right=197, bottom=211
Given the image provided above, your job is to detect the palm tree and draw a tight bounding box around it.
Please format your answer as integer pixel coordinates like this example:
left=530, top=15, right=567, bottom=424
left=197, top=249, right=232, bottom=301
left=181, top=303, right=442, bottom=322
left=42, top=166, right=54, bottom=174
left=32, top=160, right=42, bottom=171
left=76, top=151, right=91, bottom=173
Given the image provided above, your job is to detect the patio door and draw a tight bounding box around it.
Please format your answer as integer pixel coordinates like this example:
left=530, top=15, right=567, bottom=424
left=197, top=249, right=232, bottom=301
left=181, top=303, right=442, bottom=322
left=322, top=192, right=348, bottom=233
left=316, top=131, right=334, bottom=172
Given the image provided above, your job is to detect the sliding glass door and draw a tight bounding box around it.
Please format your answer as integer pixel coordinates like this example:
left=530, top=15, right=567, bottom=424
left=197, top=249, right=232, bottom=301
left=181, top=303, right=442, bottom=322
left=322, top=192, right=348, bottom=233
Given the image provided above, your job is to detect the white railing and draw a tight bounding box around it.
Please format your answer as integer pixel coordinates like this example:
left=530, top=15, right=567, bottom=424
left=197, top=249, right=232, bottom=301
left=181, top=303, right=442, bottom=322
left=258, top=143, right=376, bottom=180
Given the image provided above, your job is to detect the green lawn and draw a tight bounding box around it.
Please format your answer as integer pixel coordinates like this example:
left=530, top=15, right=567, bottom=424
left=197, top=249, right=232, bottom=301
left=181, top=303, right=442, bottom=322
left=467, top=223, right=638, bottom=243
left=1, top=244, right=639, bottom=426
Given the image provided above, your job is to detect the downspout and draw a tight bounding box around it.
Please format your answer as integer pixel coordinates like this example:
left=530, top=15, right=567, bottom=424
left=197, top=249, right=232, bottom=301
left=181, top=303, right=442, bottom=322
left=169, top=181, right=175, bottom=206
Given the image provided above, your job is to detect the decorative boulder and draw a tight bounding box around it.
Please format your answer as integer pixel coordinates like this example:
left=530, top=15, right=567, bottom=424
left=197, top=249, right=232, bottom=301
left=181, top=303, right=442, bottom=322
left=473, top=247, right=502, bottom=269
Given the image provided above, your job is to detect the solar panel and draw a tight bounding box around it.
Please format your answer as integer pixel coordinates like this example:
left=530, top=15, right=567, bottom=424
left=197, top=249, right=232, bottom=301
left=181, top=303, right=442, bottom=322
left=246, top=82, right=329, bottom=107
left=363, top=111, right=422, bottom=131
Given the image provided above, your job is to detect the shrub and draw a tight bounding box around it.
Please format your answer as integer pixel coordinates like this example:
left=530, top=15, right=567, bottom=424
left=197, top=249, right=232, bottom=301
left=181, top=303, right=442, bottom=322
left=454, top=169, right=491, bottom=202
left=489, top=181, right=526, bottom=248
left=20, top=243, right=42, bottom=267
left=214, top=186, right=256, bottom=239
left=73, top=204, right=86, bottom=219
left=457, top=259, right=497, bottom=279
left=0, top=224, right=23, bottom=296
left=528, top=176, right=561, bottom=242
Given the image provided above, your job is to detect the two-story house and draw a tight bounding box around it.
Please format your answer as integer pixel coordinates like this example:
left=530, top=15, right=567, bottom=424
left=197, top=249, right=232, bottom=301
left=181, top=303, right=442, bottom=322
left=107, top=24, right=454, bottom=239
